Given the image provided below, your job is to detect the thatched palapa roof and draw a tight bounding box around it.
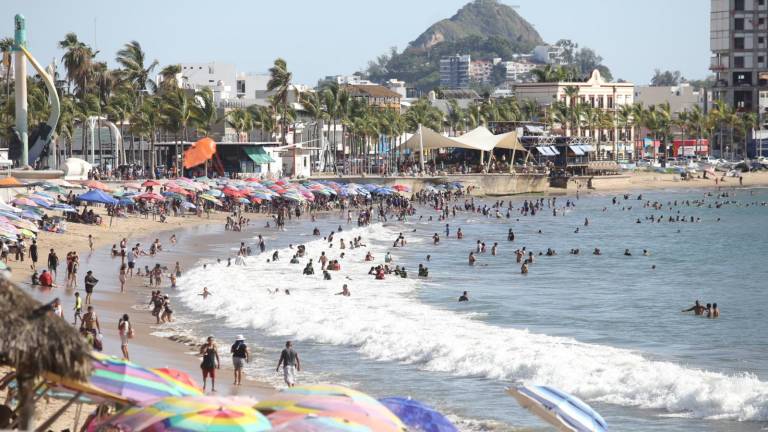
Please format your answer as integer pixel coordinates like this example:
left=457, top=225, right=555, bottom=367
left=0, top=278, right=91, bottom=380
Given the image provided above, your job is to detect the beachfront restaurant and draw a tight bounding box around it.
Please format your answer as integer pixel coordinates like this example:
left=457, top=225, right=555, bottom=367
left=156, top=141, right=282, bottom=178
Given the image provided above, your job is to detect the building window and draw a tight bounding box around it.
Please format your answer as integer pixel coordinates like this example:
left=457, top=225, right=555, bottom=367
left=735, top=0, right=745, bottom=10
left=761, top=0, right=766, bottom=6
left=734, top=56, right=745, bottom=68
left=735, top=18, right=745, bottom=30
left=760, top=56, right=766, bottom=64
left=760, top=36, right=766, bottom=44
left=734, top=37, right=745, bottom=50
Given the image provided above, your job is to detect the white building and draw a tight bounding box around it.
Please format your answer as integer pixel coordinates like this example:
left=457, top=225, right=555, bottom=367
left=326, top=75, right=375, bottom=86
left=532, top=45, right=568, bottom=65
left=503, top=60, right=537, bottom=82
left=634, top=83, right=705, bottom=114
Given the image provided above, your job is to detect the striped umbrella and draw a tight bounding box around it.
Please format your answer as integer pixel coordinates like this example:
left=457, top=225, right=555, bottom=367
left=255, top=385, right=405, bottom=432
left=106, top=396, right=270, bottom=432
left=89, top=353, right=202, bottom=403
left=271, top=415, right=373, bottom=431
left=152, top=368, right=203, bottom=394
left=507, top=385, right=608, bottom=432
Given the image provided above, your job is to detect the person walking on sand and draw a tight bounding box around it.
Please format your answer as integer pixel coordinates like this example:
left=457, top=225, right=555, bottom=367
left=231, top=335, right=250, bottom=386
left=73, top=292, right=83, bottom=325
left=276, top=341, right=301, bottom=388
left=200, top=336, right=220, bottom=392
left=118, top=263, right=127, bottom=293
left=84, top=270, right=98, bottom=304
left=29, top=239, right=38, bottom=271
left=88, top=234, right=94, bottom=252
left=118, top=314, right=133, bottom=360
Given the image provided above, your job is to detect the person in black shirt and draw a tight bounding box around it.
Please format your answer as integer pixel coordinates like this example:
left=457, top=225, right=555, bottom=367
left=458, top=291, right=469, bottom=302
left=29, top=239, right=38, bottom=271
left=276, top=341, right=301, bottom=387
left=84, top=271, right=99, bottom=304
left=230, top=335, right=250, bottom=386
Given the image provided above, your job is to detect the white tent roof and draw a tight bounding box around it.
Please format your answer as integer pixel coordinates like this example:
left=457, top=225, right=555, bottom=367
left=402, top=126, right=526, bottom=153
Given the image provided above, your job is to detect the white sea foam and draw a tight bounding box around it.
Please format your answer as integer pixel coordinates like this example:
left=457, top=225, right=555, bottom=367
left=177, top=224, right=768, bottom=421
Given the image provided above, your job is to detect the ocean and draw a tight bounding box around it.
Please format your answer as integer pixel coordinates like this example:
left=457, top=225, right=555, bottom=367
left=168, top=187, right=768, bottom=431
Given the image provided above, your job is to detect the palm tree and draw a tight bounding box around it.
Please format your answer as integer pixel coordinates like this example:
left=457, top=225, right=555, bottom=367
left=267, top=58, right=292, bottom=144
left=225, top=108, right=252, bottom=142
left=58, top=33, right=97, bottom=97
left=158, top=64, right=181, bottom=93
left=0, top=37, right=14, bottom=104
left=161, top=89, right=193, bottom=174
left=739, top=111, right=758, bottom=161
left=133, top=96, right=162, bottom=177
left=249, top=105, right=276, bottom=142
left=191, top=87, right=218, bottom=137
left=115, top=40, right=158, bottom=95
left=446, top=99, right=464, bottom=136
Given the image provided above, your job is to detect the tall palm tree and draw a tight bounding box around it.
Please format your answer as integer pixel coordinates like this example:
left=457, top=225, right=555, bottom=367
left=267, top=58, right=292, bottom=144
left=0, top=37, right=14, bottom=104
left=161, top=89, right=193, bottom=173
left=225, top=108, right=252, bottom=142
left=115, top=40, right=158, bottom=95
left=58, top=33, right=97, bottom=97
left=158, top=64, right=181, bottom=93
left=739, top=111, right=758, bottom=161
left=191, top=87, right=218, bottom=137
left=133, top=96, right=162, bottom=176
left=249, top=105, right=276, bottom=142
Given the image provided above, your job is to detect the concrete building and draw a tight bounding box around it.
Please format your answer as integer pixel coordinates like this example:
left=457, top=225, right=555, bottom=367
left=440, top=54, right=471, bottom=89
left=710, top=0, right=768, bottom=112
left=325, top=74, right=375, bottom=86
left=515, top=69, right=635, bottom=157
left=532, top=45, right=568, bottom=65
left=503, top=60, right=537, bottom=82
left=634, top=83, right=705, bottom=113
left=470, top=59, right=496, bottom=83
left=384, top=79, right=407, bottom=98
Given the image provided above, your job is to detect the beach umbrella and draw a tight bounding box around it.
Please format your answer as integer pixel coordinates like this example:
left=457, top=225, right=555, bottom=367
left=21, top=210, right=42, bottom=221
left=142, top=180, right=161, bottom=187
left=50, top=203, right=76, bottom=213
left=11, top=198, right=37, bottom=207
left=181, top=202, right=196, bottom=209
left=0, top=176, right=24, bottom=187
left=256, top=385, right=405, bottom=431
left=124, top=182, right=143, bottom=189
left=104, top=396, right=270, bottom=432
left=118, top=198, right=135, bottom=206
left=77, top=189, right=119, bottom=206
left=0, top=200, right=21, bottom=214
left=42, top=184, right=67, bottom=194
left=30, top=197, right=52, bottom=208
left=391, top=184, right=410, bottom=192
left=379, top=397, right=458, bottom=432
left=200, top=194, right=223, bottom=206
left=507, top=385, right=608, bottom=432
left=206, top=189, right=224, bottom=197
left=152, top=368, right=203, bottom=394
left=136, top=192, right=166, bottom=201
left=83, top=180, right=111, bottom=191
left=270, top=416, right=373, bottom=431
left=89, top=353, right=202, bottom=403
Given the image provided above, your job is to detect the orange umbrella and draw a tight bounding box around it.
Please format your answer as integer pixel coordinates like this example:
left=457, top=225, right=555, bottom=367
left=83, top=180, right=111, bottom=191
left=184, top=137, right=217, bottom=169
left=0, top=177, right=24, bottom=187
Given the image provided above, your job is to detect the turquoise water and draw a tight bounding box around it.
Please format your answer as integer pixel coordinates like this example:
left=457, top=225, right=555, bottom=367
left=173, top=187, right=768, bottom=431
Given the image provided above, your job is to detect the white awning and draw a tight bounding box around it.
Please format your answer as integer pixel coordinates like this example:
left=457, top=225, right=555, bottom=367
left=536, top=147, right=553, bottom=156
left=569, top=145, right=585, bottom=156
left=401, top=126, right=526, bottom=153
left=548, top=146, right=560, bottom=155
left=580, top=144, right=595, bottom=152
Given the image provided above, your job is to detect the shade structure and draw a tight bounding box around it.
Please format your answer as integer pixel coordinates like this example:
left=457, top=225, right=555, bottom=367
left=379, top=397, right=458, bottom=432
left=77, top=189, right=119, bottom=206
left=507, top=385, right=608, bottom=432
left=184, top=137, right=217, bottom=169
left=89, top=353, right=203, bottom=403
left=402, top=126, right=527, bottom=153
left=103, top=396, right=270, bottom=432
left=244, top=146, right=276, bottom=164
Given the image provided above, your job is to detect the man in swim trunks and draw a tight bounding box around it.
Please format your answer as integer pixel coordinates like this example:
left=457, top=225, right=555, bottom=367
left=276, top=341, right=301, bottom=387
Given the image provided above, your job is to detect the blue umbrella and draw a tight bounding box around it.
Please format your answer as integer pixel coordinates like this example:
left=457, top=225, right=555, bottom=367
left=50, top=203, right=76, bottom=213
left=379, top=397, right=458, bottom=432
left=21, top=210, right=42, bottom=221
left=118, top=198, right=135, bottom=206
left=30, top=197, right=53, bottom=209
left=507, top=385, right=608, bottom=432
left=77, top=189, right=119, bottom=205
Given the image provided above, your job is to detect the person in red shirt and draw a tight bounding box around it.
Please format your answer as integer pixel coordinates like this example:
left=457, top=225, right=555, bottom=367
left=39, top=269, right=53, bottom=287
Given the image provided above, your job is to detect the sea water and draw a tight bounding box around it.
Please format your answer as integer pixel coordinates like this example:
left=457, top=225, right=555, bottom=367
left=173, top=188, right=768, bottom=431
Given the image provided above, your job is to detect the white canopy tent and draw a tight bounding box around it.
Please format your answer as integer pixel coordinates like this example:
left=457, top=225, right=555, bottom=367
left=401, top=126, right=526, bottom=171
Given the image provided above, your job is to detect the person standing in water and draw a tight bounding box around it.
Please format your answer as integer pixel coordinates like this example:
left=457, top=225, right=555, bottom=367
left=118, top=314, right=133, bottom=360
left=276, top=341, right=301, bottom=388
left=231, top=335, right=250, bottom=386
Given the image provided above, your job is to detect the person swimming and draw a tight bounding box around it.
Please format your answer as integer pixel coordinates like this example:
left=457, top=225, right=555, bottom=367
left=682, top=300, right=706, bottom=316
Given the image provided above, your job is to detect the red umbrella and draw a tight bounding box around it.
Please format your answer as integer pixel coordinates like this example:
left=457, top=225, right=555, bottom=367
left=83, top=180, right=111, bottom=191
left=136, top=192, right=165, bottom=201
left=142, top=180, right=161, bottom=187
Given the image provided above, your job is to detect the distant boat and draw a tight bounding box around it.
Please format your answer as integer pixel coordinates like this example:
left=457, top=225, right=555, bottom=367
left=507, top=385, right=608, bottom=432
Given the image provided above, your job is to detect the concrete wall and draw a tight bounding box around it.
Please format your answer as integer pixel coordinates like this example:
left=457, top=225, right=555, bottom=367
left=310, top=174, right=550, bottom=196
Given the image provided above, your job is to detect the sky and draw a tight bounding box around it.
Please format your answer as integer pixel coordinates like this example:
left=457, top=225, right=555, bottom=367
left=2, top=0, right=710, bottom=86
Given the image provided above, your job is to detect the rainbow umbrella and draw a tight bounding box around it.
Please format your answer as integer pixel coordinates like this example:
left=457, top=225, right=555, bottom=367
left=271, top=416, right=373, bottom=431
left=106, top=396, right=270, bottom=432
left=255, top=385, right=405, bottom=432
left=152, top=368, right=203, bottom=394
left=89, top=353, right=202, bottom=403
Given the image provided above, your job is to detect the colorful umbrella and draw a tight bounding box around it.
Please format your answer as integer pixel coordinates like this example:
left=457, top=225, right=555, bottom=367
left=152, top=368, right=203, bottom=394
left=271, top=416, right=373, bottom=431
left=379, top=398, right=458, bottom=432
left=11, top=198, right=37, bottom=207
left=142, top=180, right=162, bottom=187
left=136, top=192, right=166, bottom=201
left=124, top=182, right=143, bottom=189
left=89, top=353, right=202, bottom=403
left=104, top=396, right=270, bottom=432
left=83, top=180, right=111, bottom=191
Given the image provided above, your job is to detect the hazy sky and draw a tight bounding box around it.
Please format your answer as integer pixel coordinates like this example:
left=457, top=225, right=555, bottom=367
left=2, top=0, right=710, bottom=85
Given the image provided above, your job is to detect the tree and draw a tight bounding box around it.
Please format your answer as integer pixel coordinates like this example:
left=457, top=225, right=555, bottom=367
left=739, top=111, right=758, bottom=160
left=158, top=64, right=181, bottom=93
left=58, top=33, right=97, bottom=97
left=191, top=87, right=218, bottom=137
left=650, top=69, right=683, bottom=86
left=267, top=58, right=292, bottom=144
left=225, top=108, right=252, bottom=143
left=1, top=37, right=14, bottom=105
left=115, top=40, right=158, bottom=95
left=161, top=89, right=193, bottom=173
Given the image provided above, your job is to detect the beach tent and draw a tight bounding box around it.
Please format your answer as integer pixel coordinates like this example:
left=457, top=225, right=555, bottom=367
left=183, top=137, right=217, bottom=169
left=77, top=189, right=118, bottom=205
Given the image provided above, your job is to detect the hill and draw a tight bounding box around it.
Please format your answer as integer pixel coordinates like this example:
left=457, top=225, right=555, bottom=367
left=364, top=0, right=544, bottom=90
left=410, top=0, right=543, bottom=52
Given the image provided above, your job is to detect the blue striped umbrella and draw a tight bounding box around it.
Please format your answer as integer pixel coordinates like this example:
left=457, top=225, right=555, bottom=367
left=507, top=385, right=608, bottom=432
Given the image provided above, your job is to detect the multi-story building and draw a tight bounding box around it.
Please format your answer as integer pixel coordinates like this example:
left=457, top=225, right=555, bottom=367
left=515, top=69, right=635, bottom=157
left=710, top=0, right=768, bottom=112
left=470, top=59, right=496, bottom=83
left=532, top=45, right=568, bottom=66
left=440, top=55, right=471, bottom=89
left=503, top=60, right=537, bottom=82
left=634, top=83, right=706, bottom=114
